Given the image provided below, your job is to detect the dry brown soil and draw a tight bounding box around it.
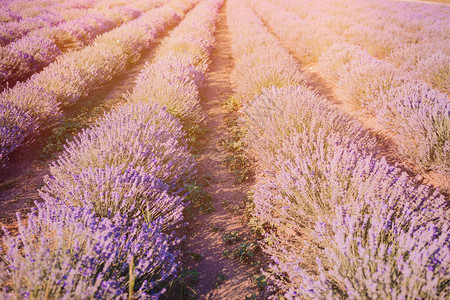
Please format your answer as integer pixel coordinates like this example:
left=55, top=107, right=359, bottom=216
left=180, top=4, right=267, bottom=299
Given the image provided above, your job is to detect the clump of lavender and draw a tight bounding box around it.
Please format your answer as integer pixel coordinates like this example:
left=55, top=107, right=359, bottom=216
left=129, top=63, right=204, bottom=123
left=48, top=101, right=196, bottom=193
left=40, top=165, right=184, bottom=228
left=0, top=2, right=189, bottom=165
left=256, top=132, right=448, bottom=298
left=416, top=52, right=450, bottom=95
left=336, top=56, right=403, bottom=109
left=243, top=85, right=376, bottom=169
left=0, top=202, right=180, bottom=299
left=0, top=101, right=37, bottom=166
left=378, top=80, right=450, bottom=176
left=270, top=193, right=449, bottom=299
left=317, top=42, right=370, bottom=81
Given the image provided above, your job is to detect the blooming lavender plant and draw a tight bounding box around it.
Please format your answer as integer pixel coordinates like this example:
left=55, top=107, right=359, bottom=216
left=378, top=81, right=450, bottom=175
left=129, top=62, right=204, bottom=123
left=243, top=86, right=376, bottom=168
left=227, top=1, right=450, bottom=298
left=0, top=1, right=191, bottom=165
left=48, top=101, right=196, bottom=191
left=416, top=52, right=450, bottom=95
left=0, top=202, right=181, bottom=298
left=40, top=164, right=184, bottom=227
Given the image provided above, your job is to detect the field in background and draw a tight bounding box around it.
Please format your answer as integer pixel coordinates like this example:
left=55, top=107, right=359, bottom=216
left=0, top=0, right=449, bottom=298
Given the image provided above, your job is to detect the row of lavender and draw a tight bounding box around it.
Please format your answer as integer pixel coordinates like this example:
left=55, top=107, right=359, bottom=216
left=252, top=0, right=450, bottom=181
left=272, top=0, right=450, bottom=95
left=227, top=0, right=449, bottom=298
left=0, top=0, right=222, bottom=297
left=0, top=0, right=169, bottom=90
left=0, top=1, right=188, bottom=167
left=0, top=0, right=102, bottom=45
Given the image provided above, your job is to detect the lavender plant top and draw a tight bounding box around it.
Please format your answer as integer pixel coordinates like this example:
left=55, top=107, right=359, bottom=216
left=0, top=202, right=181, bottom=299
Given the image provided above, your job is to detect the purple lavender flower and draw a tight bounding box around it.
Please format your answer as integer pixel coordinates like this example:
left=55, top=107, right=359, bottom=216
left=0, top=202, right=181, bottom=298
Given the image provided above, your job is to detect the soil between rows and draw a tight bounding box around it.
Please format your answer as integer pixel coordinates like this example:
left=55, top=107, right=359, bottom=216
left=180, top=4, right=267, bottom=299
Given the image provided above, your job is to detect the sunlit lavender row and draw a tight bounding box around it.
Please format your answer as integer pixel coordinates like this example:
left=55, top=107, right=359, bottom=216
left=0, top=0, right=222, bottom=297
left=251, top=0, right=450, bottom=179
left=228, top=0, right=449, bottom=298
left=0, top=0, right=191, bottom=166
left=0, top=0, right=98, bottom=45
left=273, top=0, right=450, bottom=94
left=0, top=0, right=169, bottom=90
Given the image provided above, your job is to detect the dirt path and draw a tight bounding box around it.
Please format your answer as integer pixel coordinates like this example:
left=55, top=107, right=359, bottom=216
left=181, top=5, right=264, bottom=299
left=0, top=22, right=182, bottom=234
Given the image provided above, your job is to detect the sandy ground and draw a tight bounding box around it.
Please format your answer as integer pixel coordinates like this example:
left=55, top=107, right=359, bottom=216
left=180, top=4, right=266, bottom=299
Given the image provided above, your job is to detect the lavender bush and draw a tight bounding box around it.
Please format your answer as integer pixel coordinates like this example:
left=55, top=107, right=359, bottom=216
left=416, top=52, right=450, bottom=95
left=0, top=202, right=181, bottom=298
left=255, top=0, right=450, bottom=178
left=0, top=82, right=61, bottom=166
left=41, top=164, right=185, bottom=228
left=48, top=101, right=195, bottom=193
left=243, top=86, right=376, bottom=168
left=377, top=81, right=450, bottom=175
left=268, top=199, right=449, bottom=299
left=0, top=1, right=191, bottom=165
left=228, top=1, right=450, bottom=298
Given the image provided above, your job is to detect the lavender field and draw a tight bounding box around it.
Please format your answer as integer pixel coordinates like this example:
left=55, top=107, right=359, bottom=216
left=0, top=0, right=449, bottom=298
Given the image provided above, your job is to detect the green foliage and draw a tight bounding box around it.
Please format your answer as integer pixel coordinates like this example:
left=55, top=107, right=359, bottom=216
left=210, top=225, right=223, bottom=232
left=184, top=182, right=215, bottom=214
left=165, top=268, right=200, bottom=300
left=223, top=95, right=240, bottom=111
left=189, top=252, right=203, bottom=261
left=220, top=117, right=253, bottom=183
left=184, top=121, right=210, bottom=153
left=214, top=270, right=227, bottom=288
left=222, top=231, right=241, bottom=244
left=253, top=274, right=268, bottom=289
left=223, top=241, right=259, bottom=264
left=244, top=294, right=257, bottom=300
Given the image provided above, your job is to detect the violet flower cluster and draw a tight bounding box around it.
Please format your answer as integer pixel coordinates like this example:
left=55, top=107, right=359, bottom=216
left=0, top=0, right=191, bottom=166
left=228, top=0, right=450, bottom=297
left=274, top=0, right=450, bottom=94
left=129, top=0, right=222, bottom=124
left=0, top=0, right=170, bottom=90
left=1, top=0, right=222, bottom=297
left=41, top=101, right=194, bottom=221
left=251, top=0, right=450, bottom=179
left=1, top=202, right=181, bottom=299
